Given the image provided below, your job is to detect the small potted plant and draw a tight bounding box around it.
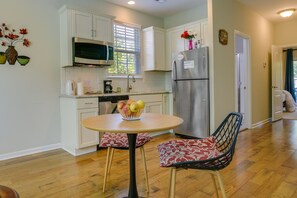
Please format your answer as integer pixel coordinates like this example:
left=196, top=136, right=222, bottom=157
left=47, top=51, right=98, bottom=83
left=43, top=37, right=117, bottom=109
left=181, top=30, right=196, bottom=50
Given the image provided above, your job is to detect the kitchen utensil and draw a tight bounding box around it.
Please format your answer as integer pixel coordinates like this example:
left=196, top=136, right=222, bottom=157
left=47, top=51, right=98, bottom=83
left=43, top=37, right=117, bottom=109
left=77, top=82, right=84, bottom=96
left=66, top=80, right=76, bottom=95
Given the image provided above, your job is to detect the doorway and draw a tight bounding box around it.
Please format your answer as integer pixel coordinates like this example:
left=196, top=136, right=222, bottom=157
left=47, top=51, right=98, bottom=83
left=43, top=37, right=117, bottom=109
left=235, top=32, right=251, bottom=130
left=282, top=47, right=297, bottom=120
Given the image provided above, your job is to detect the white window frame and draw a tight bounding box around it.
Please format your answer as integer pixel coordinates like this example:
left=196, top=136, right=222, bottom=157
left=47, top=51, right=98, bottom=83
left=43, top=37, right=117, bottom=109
left=108, top=21, right=141, bottom=76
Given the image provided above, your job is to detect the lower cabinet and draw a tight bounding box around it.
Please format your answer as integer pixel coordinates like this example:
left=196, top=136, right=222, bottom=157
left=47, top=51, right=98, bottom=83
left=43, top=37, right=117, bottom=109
left=60, top=97, right=99, bottom=156
left=130, top=93, right=172, bottom=136
left=129, top=94, right=163, bottom=114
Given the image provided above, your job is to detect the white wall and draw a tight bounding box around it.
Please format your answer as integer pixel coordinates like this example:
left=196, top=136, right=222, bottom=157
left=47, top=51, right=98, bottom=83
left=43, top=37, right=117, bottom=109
left=274, top=18, right=297, bottom=46
left=0, top=0, right=165, bottom=158
left=164, top=2, right=208, bottom=29
left=0, top=0, right=61, bottom=155
left=210, top=0, right=274, bottom=126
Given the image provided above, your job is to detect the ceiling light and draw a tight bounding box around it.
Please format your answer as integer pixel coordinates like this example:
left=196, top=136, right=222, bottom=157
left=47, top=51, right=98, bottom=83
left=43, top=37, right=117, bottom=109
left=155, top=0, right=167, bottom=3
left=128, top=1, right=135, bottom=5
left=278, top=9, right=296, bottom=18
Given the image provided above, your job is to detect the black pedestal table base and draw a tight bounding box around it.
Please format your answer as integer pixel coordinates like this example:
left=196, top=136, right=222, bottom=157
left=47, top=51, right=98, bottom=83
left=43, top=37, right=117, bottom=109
left=126, top=133, right=140, bottom=198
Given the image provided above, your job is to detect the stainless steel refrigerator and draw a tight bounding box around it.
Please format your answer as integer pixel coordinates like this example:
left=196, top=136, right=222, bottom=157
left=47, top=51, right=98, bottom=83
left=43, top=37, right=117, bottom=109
left=172, top=47, right=209, bottom=138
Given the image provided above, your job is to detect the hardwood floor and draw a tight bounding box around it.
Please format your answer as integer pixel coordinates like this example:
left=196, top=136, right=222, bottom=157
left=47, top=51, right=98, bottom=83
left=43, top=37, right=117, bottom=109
left=1, top=120, right=297, bottom=197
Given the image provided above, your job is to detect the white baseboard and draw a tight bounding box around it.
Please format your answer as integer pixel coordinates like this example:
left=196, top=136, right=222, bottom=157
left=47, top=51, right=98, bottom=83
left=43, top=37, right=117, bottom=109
left=0, top=143, right=62, bottom=161
left=251, top=118, right=271, bottom=128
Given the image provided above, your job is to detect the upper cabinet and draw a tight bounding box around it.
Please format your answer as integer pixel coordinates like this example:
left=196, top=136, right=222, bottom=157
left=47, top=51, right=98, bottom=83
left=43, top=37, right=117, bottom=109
left=59, top=6, right=114, bottom=67
left=72, top=10, right=113, bottom=42
left=166, top=19, right=208, bottom=70
left=142, top=26, right=167, bottom=71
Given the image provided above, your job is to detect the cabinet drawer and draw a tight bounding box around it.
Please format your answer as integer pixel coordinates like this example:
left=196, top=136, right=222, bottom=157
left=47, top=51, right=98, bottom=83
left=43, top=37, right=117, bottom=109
left=130, top=94, right=162, bottom=103
left=76, top=98, right=98, bottom=109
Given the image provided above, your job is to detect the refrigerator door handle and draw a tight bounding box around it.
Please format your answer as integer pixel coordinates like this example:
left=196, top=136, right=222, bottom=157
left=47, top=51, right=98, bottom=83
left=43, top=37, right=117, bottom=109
left=172, top=60, right=178, bottom=101
left=172, top=80, right=177, bottom=101
left=172, top=60, right=177, bottom=80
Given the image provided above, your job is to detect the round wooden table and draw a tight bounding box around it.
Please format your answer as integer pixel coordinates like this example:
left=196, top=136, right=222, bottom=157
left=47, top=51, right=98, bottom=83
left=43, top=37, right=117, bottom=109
left=81, top=113, right=183, bottom=198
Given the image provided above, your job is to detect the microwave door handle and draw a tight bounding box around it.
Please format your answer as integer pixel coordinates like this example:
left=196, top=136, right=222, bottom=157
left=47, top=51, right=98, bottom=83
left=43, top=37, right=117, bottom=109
left=106, top=43, right=109, bottom=64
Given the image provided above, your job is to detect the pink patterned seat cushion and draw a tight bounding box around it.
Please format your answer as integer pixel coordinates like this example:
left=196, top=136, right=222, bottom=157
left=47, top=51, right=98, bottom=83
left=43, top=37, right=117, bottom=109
left=99, top=133, right=152, bottom=148
left=158, top=136, right=222, bottom=167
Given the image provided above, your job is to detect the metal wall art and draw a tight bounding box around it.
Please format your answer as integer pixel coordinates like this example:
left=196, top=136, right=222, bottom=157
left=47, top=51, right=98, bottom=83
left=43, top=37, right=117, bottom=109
left=0, top=23, right=31, bottom=66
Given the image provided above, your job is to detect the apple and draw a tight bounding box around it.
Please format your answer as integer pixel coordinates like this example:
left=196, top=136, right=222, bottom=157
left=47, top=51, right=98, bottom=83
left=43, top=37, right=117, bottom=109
left=117, top=101, right=125, bottom=110
left=136, top=100, right=145, bottom=109
left=127, top=98, right=136, bottom=105
left=129, top=102, right=139, bottom=113
left=122, top=104, right=131, bottom=116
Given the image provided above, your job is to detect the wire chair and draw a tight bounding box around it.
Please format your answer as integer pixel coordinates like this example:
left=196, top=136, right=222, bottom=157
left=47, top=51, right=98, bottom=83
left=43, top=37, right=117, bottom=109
left=158, top=112, right=243, bottom=198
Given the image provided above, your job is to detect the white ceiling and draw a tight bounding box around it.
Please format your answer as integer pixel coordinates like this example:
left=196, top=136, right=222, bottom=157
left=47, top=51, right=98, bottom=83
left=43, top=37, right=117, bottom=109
left=237, top=0, right=297, bottom=23
left=104, top=0, right=206, bottom=18
left=104, top=0, right=297, bottom=23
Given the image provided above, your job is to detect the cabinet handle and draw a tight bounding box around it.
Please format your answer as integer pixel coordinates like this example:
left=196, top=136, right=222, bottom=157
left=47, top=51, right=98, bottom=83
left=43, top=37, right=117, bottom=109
left=85, top=102, right=93, bottom=105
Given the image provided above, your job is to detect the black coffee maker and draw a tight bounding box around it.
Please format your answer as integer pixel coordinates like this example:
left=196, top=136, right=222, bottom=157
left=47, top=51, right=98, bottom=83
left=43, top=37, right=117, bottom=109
left=103, top=80, right=113, bottom=93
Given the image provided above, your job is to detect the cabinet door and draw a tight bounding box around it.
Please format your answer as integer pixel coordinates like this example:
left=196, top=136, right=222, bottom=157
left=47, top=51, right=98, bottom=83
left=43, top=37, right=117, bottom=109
left=72, top=10, right=93, bottom=39
left=166, top=26, right=184, bottom=70
left=143, top=27, right=166, bottom=71
left=93, top=15, right=113, bottom=42
left=162, top=94, right=173, bottom=115
left=77, top=108, right=99, bottom=148
left=145, top=102, right=163, bottom=114
left=154, top=29, right=166, bottom=70
left=200, top=20, right=208, bottom=46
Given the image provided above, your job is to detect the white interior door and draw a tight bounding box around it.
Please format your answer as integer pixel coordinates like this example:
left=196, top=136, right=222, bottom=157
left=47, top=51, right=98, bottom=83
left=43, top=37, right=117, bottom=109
left=235, top=53, right=247, bottom=129
left=271, top=45, right=283, bottom=121
left=235, top=33, right=250, bottom=130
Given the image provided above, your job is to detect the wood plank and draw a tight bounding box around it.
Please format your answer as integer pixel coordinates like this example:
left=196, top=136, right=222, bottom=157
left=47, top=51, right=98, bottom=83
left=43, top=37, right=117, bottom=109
left=0, top=120, right=297, bottom=197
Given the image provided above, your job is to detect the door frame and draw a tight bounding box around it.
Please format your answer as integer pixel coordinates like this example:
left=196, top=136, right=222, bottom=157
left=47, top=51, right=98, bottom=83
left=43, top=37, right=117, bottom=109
left=273, top=43, right=297, bottom=120
left=234, top=30, right=252, bottom=129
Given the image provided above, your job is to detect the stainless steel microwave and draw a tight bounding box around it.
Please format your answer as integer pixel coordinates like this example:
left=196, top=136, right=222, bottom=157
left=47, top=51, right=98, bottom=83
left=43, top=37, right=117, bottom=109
left=72, top=37, right=114, bottom=66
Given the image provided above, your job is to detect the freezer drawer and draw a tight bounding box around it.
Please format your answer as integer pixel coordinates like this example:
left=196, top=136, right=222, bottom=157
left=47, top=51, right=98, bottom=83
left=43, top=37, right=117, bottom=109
left=173, top=80, right=209, bottom=138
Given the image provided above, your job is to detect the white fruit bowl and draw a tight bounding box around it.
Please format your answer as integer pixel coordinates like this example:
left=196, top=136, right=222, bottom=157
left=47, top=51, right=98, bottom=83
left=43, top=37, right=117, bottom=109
left=117, top=99, right=145, bottom=121
left=118, top=108, right=143, bottom=121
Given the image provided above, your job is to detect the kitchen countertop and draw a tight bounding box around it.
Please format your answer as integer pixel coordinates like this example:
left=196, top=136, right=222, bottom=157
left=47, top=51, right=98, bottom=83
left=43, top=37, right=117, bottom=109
left=60, top=90, right=171, bottom=98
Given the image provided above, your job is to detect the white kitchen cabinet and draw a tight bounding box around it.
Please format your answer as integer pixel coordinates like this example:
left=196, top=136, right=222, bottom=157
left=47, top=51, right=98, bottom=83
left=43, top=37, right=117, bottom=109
left=166, top=19, right=208, bottom=70
left=130, top=94, right=163, bottom=114
left=162, top=93, right=172, bottom=115
left=129, top=93, right=174, bottom=136
left=59, top=6, right=114, bottom=66
left=200, top=20, right=209, bottom=46
left=72, top=10, right=113, bottom=42
left=72, top=10, right=93, bottom=40
left=142, top=27, right=167, bottom=71
left=166, top=26, right=184, bottom=71
left=60, top=97, right=99, bottom=156
left=144, top=101, right=163, bottom=114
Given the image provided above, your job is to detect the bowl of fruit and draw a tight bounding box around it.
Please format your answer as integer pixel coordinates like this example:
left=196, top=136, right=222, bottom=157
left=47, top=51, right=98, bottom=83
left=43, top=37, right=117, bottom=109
left=117, top=99, right=145, bottom=120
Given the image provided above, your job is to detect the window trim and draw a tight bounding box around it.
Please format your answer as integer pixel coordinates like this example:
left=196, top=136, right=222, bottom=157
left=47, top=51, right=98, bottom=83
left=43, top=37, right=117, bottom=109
left=108, top=21, right=142, bottom=76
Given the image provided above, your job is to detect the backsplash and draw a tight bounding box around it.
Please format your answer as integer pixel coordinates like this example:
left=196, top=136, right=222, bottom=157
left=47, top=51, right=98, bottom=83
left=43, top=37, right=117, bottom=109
left=60, top=67, right=171, bottom=95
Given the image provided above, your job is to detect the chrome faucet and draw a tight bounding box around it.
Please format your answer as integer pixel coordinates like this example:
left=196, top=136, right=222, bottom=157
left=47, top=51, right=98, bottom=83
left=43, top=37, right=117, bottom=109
left=126, top=74, right=136, bottom=92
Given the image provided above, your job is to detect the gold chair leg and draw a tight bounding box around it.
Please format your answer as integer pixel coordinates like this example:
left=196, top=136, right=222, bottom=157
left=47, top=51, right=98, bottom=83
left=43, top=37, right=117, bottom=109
left=210, top=172, right=219, bottom=198
left=168, top=168, right=173, bottom=197
left=214, top=171, right=227, bottom=198
left=140, top=146, right=150, bottom=192
left=168, top=167, right=176, bottom=198
left=107, top=148, right=115, bottom=174
left=103, top=147, right=112, bottom=192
